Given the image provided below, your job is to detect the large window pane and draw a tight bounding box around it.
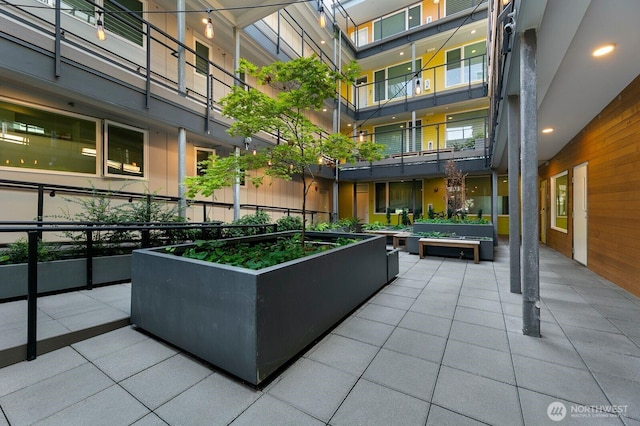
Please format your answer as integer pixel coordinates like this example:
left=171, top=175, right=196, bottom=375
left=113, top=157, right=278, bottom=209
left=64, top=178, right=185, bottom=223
left=374, top=69, right=386, bottom=102
left=445, top=110, right=487, bottom=149
left=551, top=171, right=568, bottom=232
left=446, top=0, right=486, bottom=16
left=62, top=0, right=95, bottom=23
left=104, top=0, right=143, bottom=46
left=374, top=123, right=405, bottom=156
left=375, top=182, right=387, bottom=213
left=464, top=41, right=487, bottom=82
left=465, top=176, right=491, bottom=215
left=389, top=181, right=422, bottom=213
left=373, top=10, right=406, bottom=41
left=0, top=100, right=97, bottom=174
left=195, top=41, right=209, bottom=76
left=105, top=122, right=145, bottom=177
left=408, top=5, right=421, bottom=29
left=446, top=49, right=462, bottom=86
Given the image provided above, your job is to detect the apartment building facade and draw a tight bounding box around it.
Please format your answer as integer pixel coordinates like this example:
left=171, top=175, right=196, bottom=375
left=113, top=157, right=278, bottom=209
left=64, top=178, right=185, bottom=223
left=0, top=0, right=494, bottom=228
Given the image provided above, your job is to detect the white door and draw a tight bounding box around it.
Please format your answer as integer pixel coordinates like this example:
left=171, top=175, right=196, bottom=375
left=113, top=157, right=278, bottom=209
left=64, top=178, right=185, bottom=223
left=540, top=180, right=547, bottom=244
left=573, top=163, right=588, bottom=265
left=356, top=184, right=369, bottom=223
left=355, top=77, right=368, bottom=109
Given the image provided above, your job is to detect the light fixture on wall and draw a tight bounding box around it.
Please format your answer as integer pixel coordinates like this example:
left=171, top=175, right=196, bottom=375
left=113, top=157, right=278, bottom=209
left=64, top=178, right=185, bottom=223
left=318, top=5, right=326, bottom=28
left=96, top=11, right=106, bottom=41
left=204, top=10, right=214, bottom=39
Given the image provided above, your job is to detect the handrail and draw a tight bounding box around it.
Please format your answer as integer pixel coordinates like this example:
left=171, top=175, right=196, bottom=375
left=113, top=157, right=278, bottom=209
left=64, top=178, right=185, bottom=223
left=0, top=221, right=278, bottom=361
left=0, top=179, right=332, bottom=224
left=350, top=54, right=487, bottom=111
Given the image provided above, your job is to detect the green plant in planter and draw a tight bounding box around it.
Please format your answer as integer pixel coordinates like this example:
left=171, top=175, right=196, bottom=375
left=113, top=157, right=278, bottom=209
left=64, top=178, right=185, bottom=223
left=362, top=221, right=385, bottom=231
left=178, top=234, right=355, bottom=270
left=276, top=215, right=303, bottom=231
left=186, top=55, right=385, bottom=248
left=224, top=210, right=272, bottom=238
left=0, top=238, right=61, bottom=265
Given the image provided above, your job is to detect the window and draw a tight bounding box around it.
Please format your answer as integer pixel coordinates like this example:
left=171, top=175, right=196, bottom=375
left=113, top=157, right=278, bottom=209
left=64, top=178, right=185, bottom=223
left=105, top=121, right=146, bottom=178
left=0, top=99, right=98, bottom=175
left=104, top=0, right=144, bottom=46
left=445, top=41, right=486, bottom=87
left=195, top=147, right=215, bottom=176
left=373, top=59, right=422, bottom=102
left=445, top=110, right=487, bottom=149
left=465, top=176, right=492, bottom=215
left=195, top=40, right=209, bottom=76
left=551, top=171, right=568, bottom=232
left=373, top=3, right=421, bottom=41
left=374, top=181, right=423, bottom=214
left=61, top=0, right=96, bottom=24
left=446, top=0, right=486, bottom=16
left=374, top=121, right=422, bottom=155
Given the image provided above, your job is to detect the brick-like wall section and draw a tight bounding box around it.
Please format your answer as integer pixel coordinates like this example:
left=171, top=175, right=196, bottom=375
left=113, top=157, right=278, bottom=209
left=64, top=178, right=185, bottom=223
left=539, top=74, right=640, bottom=297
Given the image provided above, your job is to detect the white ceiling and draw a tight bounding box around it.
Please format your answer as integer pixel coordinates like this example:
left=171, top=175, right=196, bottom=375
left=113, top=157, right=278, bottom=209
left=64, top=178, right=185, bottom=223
left=493, top=0, right=640, bottom=170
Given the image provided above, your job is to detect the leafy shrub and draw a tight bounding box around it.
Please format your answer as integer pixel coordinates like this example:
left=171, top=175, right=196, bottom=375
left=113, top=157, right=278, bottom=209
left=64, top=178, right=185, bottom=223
left=276, top=216, right=303, bottom=231
left=362, top=221, right=386, bottom=231
left=0, top=238, right=60, bottom=265
left=224, top=210, right=272, bottom=237
left=179, top=234, right=355, bottom=270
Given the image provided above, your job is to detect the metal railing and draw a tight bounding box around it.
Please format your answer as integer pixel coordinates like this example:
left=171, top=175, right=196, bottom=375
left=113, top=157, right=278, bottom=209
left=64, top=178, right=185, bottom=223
left=0, top=179, right=333, bottom=227
left=0, top=220, right=278, bottom=361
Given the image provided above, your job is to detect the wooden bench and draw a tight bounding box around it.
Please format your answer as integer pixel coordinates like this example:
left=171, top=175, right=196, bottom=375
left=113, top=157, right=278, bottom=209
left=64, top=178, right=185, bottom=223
left=418, top=238, right=480, bottom=263
left=392, top=232, right=411, bottom=250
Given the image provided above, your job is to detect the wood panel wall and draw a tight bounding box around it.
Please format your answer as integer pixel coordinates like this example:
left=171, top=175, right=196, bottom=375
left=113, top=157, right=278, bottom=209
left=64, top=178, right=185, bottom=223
left=538, top=73, right=640, bottom=297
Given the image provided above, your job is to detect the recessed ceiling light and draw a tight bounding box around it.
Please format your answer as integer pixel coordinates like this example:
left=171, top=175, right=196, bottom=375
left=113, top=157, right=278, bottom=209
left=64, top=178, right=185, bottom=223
left=542, top=127, right=554, bottom=134
left=593, top=44, right=615, bottom=57
left=321, top=40, right=325, bottom=44
left=399, top=52, right=404, bottom=56
left=471, top=29, right=476, bottom=34
left=347, top=123, right=352, bottom=127
left=322, top=108, right=327, bottom=112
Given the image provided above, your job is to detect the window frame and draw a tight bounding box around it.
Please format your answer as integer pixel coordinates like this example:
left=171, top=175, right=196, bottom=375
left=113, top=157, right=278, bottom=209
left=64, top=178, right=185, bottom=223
left=374, top=181, right=423, bottom=214
left=550, top=170, right=569, bottom=233
left=0, top=97, right=100, bottom=177
left=103, top=120, right=148, bottom=179
left=194, top=147, right=215, bottom=176
left=194, top=38, right=210, bottom=77
left=444, top=41, right=486, bottom=88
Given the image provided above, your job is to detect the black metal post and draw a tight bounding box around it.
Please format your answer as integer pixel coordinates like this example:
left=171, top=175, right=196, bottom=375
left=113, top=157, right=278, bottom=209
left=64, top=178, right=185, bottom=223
left=37, top=185, right=44, bottom=240
left=86, top=227, right=93, bottom=290
left=27, top=231, right=38, bottom=361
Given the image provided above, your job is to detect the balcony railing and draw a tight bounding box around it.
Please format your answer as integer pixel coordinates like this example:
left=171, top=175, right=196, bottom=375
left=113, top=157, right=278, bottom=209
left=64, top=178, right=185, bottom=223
left=355, top=116, right=489, bottom=161
left=343, top=54, right=487, bottom=112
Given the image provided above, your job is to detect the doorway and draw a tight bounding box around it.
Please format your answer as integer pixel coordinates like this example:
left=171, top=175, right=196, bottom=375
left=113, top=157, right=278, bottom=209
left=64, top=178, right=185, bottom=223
left=573, top=163, right=588, bottom=265
left=355, top=183, right=369, bottom=223
left=539, top=180, right=547, bottom=244
left=355, top=76, right=368, bottom=109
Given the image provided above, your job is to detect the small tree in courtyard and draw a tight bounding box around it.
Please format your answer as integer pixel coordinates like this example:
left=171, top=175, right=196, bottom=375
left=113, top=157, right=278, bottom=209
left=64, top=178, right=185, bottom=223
left=185, top=55, right=384, bottom=244
left=444, top=160, right=467, bottom=219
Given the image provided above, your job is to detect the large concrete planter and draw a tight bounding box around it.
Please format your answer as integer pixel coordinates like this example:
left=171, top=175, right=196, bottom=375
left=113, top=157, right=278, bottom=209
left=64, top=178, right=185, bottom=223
left=0, top=255, right=131, bottom=300
left=413, top=222, right=494, bottom=239
left=130, top=231, right=395, bottom=386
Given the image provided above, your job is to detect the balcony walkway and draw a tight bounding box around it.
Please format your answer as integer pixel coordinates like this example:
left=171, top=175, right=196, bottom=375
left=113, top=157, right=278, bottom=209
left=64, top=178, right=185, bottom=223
left=1, top=243, right=639, bottom=425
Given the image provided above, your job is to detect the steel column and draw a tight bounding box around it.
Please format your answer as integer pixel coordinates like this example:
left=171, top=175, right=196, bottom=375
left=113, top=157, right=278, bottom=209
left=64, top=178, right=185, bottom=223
left=508, top=94, right=521, bottom=294
left=520, top=29, right=540, bottom=336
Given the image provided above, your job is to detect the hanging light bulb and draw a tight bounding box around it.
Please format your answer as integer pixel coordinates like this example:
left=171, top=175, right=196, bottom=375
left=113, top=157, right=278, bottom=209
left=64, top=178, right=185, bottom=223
left=204, top=11, right=214, bottom=39
left=252, top=148, right=257, bottom=156
left=359, top=131, right=364, bottom=142
left=319, top=6, right=326, bottom=28
left=318, top=156, right=324, bottom=165
left=414, top=78, right=422, bottom=95
left=96, top=11, right=106, bottom=41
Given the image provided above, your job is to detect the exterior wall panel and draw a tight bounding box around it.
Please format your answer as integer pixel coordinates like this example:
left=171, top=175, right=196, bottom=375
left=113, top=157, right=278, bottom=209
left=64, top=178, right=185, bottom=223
left=539, top=74, right=640, bottom=297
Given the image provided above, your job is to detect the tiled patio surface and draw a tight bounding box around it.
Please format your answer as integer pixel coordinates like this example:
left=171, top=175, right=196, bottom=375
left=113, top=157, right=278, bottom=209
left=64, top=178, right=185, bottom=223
left=1, top=243, right=639, bottom=425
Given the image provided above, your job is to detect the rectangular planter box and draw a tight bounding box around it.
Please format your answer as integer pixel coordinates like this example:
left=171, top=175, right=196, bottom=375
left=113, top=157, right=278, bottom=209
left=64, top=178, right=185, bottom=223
left=0, top=255, right=131, bottom=300
left=130, top=231, right=396, bottom=386
left=413, top=222, right=495, bottom=239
